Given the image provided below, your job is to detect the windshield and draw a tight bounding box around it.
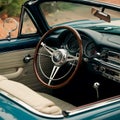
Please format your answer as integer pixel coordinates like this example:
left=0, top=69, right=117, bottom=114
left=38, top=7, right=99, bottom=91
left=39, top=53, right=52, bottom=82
left=40, top=1, right=120, bottom=33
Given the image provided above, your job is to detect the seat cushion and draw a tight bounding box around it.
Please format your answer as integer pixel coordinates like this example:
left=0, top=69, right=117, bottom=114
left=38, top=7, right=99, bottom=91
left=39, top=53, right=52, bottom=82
left=40, top=93, right=75, bottom=110
left=0, top=77, right=61, bottom=115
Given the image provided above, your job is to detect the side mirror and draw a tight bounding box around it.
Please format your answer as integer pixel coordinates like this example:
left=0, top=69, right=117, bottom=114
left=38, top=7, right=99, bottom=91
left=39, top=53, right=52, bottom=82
left=3, top=17, right=18, bottom=40
left=91, top=7, right=111, bottom=22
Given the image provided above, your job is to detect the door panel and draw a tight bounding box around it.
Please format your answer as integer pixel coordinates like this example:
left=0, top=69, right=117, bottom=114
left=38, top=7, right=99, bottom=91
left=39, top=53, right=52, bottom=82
left=0, top=48, right=41, bottom=90
left=0, top=48, right=33, bottom=77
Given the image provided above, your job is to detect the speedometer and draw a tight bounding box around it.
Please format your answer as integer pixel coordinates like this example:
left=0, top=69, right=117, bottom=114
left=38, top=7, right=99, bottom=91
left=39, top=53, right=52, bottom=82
left=67, top=36, right=79, bottom=52
left=66, top=36, right=79, bottom=53
left=84, top=42, right=97, bottom=58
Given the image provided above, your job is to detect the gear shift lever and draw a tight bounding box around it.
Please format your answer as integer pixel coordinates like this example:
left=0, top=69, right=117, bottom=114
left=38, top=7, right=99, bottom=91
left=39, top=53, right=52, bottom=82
left=93, top=82, right=100, bottom=100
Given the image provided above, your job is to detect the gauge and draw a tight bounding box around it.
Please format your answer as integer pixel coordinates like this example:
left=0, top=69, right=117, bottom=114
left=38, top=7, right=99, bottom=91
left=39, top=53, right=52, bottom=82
left=66, top=36, right=79, bottom=53
left=84, top=42, right=97, bottom=58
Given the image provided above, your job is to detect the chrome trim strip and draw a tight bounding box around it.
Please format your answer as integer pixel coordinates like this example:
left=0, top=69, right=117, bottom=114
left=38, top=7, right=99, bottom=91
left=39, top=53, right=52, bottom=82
left=93, top=58, right=120, bottom=71
left=109, top=51, right=120, bottom=56
left=68, top=96, right=120, bottom=116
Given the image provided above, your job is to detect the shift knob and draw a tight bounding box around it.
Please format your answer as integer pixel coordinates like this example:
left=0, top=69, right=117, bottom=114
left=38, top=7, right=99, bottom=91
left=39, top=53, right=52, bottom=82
left=93, top=82, right=100, bottom=89
left=93, top=82, right=100, bottom=99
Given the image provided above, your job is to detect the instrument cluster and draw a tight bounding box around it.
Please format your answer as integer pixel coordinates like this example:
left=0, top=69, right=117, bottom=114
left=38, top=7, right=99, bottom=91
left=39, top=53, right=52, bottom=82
left=61, top=32, right=97, bottom=58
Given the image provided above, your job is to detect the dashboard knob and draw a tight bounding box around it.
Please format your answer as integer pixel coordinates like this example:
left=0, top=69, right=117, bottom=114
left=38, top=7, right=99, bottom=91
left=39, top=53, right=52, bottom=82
left=99, top=66, right=105, bottom=72
left=83, top=57, right=89, bottom=62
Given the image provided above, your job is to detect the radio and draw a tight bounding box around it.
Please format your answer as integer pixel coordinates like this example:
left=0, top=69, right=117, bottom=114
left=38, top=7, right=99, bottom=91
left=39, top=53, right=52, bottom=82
left=107, top=51, right=120, bottom=66
left=100, top=66, right=120, bottom=83
left=91, top=50, right=120, bottom=83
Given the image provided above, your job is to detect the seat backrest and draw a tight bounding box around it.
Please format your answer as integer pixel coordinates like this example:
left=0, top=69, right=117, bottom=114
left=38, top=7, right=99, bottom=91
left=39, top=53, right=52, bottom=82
left=0, top=75, right=62, bottom=115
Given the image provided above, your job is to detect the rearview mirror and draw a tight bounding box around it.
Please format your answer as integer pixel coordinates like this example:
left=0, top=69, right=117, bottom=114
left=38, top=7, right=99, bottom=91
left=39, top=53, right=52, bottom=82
left=91, top=7, right=111, bottom=22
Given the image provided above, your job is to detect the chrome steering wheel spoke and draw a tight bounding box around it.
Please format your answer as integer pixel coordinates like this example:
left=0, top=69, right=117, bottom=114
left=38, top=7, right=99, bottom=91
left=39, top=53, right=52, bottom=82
left=41, top=42, right=56, bottom=55
left=48, top=66, right=60, bottom=85
left=67, top=53, right=79, bottom=62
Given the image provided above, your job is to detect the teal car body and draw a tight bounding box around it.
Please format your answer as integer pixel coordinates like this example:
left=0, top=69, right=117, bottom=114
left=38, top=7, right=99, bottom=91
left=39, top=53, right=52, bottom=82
left=0, top=0, right=120, bottom=119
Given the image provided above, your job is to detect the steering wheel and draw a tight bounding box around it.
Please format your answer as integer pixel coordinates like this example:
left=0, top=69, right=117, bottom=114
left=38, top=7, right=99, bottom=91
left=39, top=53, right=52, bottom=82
left=33, top=26, right=83, bottom=89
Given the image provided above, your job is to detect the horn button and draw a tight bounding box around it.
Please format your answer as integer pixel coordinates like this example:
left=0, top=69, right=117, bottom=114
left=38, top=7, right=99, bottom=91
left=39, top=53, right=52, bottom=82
left=52, top=49, right=68, bottom=66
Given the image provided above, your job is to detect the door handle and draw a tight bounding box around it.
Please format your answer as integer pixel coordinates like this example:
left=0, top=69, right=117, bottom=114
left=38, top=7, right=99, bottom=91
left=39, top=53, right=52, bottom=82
left=4, top=67, right=23, bottom=79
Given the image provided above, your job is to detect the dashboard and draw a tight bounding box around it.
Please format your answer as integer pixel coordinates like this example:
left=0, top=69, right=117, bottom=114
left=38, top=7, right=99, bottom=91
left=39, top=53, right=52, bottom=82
left=57, top=29, right=120, bottom=83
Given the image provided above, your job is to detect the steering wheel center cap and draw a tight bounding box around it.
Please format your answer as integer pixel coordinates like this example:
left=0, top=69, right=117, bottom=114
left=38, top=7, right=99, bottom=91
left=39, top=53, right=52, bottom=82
left=52, top=49, right=68, bottom=65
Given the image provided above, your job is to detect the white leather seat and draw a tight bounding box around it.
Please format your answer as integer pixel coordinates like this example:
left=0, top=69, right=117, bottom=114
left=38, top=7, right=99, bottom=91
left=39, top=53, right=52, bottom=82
left=0, top=75, right=75, bottom=115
